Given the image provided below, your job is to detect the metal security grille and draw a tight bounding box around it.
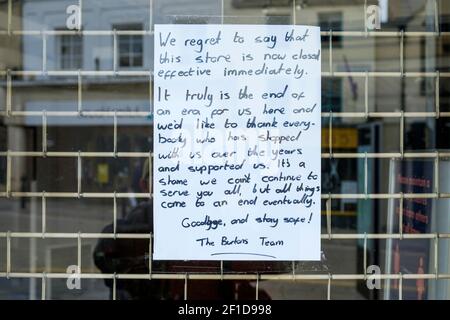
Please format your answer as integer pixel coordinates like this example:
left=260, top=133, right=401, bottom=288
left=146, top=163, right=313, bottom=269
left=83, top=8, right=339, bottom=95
left=1, top=0, right=450, bottom=300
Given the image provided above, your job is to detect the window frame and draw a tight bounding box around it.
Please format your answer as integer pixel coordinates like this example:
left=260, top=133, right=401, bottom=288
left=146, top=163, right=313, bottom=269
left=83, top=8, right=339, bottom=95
left=56, top=29, right=83, bottom=70
left=113, top=23, right=144, bottom=69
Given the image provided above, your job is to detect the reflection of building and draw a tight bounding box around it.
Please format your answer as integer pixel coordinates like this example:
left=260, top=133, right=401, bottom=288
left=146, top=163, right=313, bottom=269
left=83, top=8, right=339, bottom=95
left=9, top=0, right=155, bottom=195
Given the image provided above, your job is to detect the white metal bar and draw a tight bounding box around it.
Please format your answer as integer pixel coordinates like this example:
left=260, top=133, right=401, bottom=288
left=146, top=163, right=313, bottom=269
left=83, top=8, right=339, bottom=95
left=364, top=153, right=368, bottom=197
left=363, top=0, right=367, bottom=34
left=364, top=72, right=368, bottom=118
left=326, top=71, right=450, bottom=78
left=0, top=30, right=155, bottom=36
left=42, top=111, right=47, bottom=155
left=400, top=111, right=404, bottom=158
left=328, top=111, right=333, bottom=157
left=77, top=232, right=82, bottom=272
left=400, top=30, right=404, bottom=76
left=319, top=233, right=449, bottom=239
left=221, top=0, right=225, bottom=24
left=3, top=110, right=450, bottom=118
left=78, top=70, right=82, bottom=114
left=1, top=28, right=450, bottom=37
left=113, top=111, right=117, bottom=155
left=326, top=196, right=331, bottom=240
left=363, top=233, right=367, bottom=278
left=435, top=153, right=440, bottom=195
left=255, top=274, right=259, bottom=300
left=321, top=152, right=450, bottom=158
left=321, top=31, right=450, bottom=37
left=79, top=192, right=151, bottom=198
left=113, top=192, right=117, bottom=237
left=320, top=111, right=450, bottom=117
left=113, top=29, right=118, bottom=74
left=41, top=273, right=46, bottom=300
left=6, top=69, right=12, bottom=116
left=184, top=274, right=188, bottom=300
left=435, top=234, right=439, bottom=279
left=0, top=70, right=153, bottom=77
left=0, top=231, right=448, bottom=240
left=436, top=71, right=440, bottom=118
left=78, top=0, right=83, bottom=30
left=1, top=191, right=449, bottom=200
left=329, top=30, right=333, bottom=75
left=113, top=274, right=117, bottom=300
left=434, top=0, right=440, bottom=35
left=29, top=187, right=38, bottom=299
left=7, top=0, right=12, bottom=36
left=0, top=232, right=153, bottom=239
left=6, top=231, right=11, bottom=277
left=42, top=33, right=47, bottom=74
left=292, top=0, right=296, bottom=25
left=149, top=73, right=153, bottom=114
left=327, top=274, right=331, bottom=300
left=322, top=193, right=446, bottom=200
left=2, top=70, right=152, bottom=77
left=0, top=272, right=449, bottom=281
left=0, top=151, right=153, bottom=157
left=77, top=151, right=82, bottom=196
left=148, top=153, right=152, bottom=197
left=5, top=111, right=152, bottom=117
left=148, top=233, right=153, bottom=279
left=3, top=192, right=153, bottom=198
left=399, top=193, right=403, bottom=238
left=42, top=192, right=46, bottom=236
left=83, top=192, right=152, bottom=199
left=6, top=151, right=11, bottom=197
left=149, top=0, right=153, bottom=31
left=1, top=70, right=450, bottom=78
left=1, top=110, right=449, bottom=120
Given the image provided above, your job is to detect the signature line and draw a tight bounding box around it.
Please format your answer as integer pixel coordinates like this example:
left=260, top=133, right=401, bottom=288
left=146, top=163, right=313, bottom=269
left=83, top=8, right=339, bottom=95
left=211, top=252, right=276, bottom=259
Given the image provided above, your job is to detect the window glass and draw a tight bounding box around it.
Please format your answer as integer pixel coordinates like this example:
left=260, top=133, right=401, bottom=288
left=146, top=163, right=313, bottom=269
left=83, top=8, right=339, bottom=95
left=0, top=0, right=449, bottom=301
left=114, top=24, right=144, bottom=68
left=59, top=34, right=83, bottom=69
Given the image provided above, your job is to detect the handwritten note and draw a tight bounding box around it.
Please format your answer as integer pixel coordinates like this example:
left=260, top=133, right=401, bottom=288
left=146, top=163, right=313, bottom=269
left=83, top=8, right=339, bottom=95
left=153, top=24, right=321, bottom=261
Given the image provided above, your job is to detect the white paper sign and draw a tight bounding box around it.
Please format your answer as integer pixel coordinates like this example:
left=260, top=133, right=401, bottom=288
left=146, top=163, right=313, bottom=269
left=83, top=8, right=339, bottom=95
left=153, top=24, right=321, bottom=261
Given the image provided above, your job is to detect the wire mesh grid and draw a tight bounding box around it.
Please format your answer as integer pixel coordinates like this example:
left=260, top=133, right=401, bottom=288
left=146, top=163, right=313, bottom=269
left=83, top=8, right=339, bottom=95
left=0, top=0, right=449, bottom=300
